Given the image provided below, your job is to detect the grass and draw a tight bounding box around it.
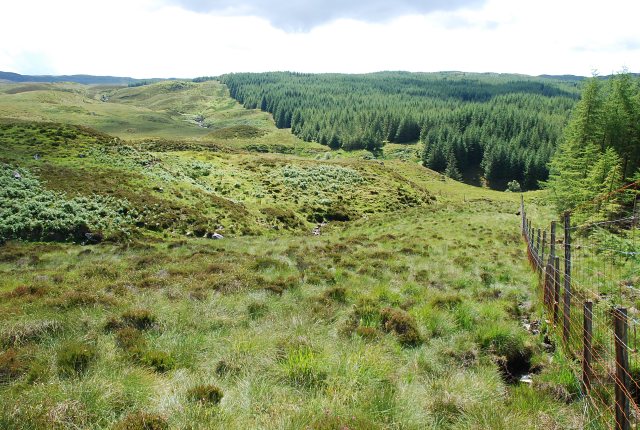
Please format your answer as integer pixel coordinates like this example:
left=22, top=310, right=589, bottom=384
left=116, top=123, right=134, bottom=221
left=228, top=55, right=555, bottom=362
left=0, top=79, right=590, bottom=429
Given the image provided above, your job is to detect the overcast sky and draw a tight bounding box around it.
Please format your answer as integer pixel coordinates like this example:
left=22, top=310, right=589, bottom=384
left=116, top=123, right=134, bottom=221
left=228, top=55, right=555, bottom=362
left=1, top=0, right=639, bottom=78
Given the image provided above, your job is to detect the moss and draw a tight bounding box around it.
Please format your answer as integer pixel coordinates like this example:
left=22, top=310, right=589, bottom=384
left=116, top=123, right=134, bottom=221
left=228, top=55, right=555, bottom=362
left=186, top=384, right=224, bottom=405
left=56, top=341, right=97, bottom=377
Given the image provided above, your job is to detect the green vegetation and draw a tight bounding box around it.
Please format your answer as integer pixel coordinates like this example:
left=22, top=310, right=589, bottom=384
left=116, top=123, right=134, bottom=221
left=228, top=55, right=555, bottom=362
left=0, top=78, right=588, bottom=428
left=545, top=72, right=640, bottom=218
left=221, top=71, right=579, bottom=189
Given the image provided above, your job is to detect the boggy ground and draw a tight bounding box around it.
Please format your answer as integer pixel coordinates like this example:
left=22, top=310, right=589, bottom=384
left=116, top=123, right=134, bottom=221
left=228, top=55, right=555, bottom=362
left=0, top=198, right=586, bottom=429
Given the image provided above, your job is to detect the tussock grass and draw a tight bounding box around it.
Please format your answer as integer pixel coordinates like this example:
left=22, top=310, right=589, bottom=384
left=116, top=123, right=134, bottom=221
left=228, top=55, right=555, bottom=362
left=0, top=79, right=587, bottom=429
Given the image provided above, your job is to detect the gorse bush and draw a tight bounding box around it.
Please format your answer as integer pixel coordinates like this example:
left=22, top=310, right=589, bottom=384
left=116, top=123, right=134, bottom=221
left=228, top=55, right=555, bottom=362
left=0, top=164, right=136, bottom=242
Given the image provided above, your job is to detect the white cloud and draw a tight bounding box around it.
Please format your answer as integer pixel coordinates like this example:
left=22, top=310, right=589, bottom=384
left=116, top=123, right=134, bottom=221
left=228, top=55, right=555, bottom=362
left=0, top=0, right=638, bottom=77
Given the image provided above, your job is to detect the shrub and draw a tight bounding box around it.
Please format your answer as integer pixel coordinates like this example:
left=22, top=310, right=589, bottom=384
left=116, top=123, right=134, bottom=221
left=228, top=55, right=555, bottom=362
left=56, top=341, right=97, bottom=377
left=140, top=350, right=174, bottom=373
left=380, top=307, right=422, bottom=346
left=186, top=384, right=224, bottom=405
left=0, top=348, right=28, bottom=383
left=121, top=309, right=156, bottom=330
left=0, top=164, right=135, bottom=243
left=114, top=411, right=168, bottom=430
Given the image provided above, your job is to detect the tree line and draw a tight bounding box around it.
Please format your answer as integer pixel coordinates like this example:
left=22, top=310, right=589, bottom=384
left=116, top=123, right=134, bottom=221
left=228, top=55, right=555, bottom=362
left=220, top=71, right=579, bottom=190
left=544, top=72, right=640, bottom=217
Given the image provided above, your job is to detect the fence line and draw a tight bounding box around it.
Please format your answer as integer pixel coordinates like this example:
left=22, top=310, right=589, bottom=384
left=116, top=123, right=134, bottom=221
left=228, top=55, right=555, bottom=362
left=520, top=187, right=640, bottom=430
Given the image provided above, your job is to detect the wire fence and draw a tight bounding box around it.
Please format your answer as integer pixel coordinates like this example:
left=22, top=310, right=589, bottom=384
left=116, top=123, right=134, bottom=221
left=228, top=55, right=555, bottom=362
left=521, top=182, right=640, bottom=430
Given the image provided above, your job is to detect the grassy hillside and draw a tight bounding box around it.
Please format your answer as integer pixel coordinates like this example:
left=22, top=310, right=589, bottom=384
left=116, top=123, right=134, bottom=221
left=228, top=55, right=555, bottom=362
left=0, top=80, right=586, bottom=429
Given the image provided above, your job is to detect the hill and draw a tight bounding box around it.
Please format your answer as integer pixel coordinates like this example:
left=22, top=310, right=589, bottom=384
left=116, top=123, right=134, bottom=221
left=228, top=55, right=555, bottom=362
left=0, top=71, right=167, bottom=86
left=0, top=79, right=586, bottom=429
left=220, top=71, right=580, bottom=190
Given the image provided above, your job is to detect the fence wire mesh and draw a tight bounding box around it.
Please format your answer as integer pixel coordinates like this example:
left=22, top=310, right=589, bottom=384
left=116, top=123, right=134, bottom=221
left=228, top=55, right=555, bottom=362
left=521, top=183, right=639, bottom=429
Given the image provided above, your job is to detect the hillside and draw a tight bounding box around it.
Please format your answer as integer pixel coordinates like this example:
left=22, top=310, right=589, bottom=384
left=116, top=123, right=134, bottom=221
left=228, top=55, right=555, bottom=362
left=0, top=80, right=586, bottom=429
left=220, top=71, right=581, bottom=190
left=0, top=71, right=166, bottom=86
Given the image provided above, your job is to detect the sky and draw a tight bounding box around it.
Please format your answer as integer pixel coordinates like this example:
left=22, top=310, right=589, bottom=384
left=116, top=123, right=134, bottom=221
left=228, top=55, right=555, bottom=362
left=1, top=0, right=639, bottom=78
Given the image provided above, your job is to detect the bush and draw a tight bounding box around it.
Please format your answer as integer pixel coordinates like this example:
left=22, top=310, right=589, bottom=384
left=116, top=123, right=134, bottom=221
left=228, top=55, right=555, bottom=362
left=114, top=411, right=168, bottom=430
left=506, top=180, right=522, bottom=192
left=380, top=307, right=422, bottom=346
left=56, top=341, right=97, bottom=377
left=186, top=384, right=224, bottom=405
left=0, top=164, right=135, bottom=243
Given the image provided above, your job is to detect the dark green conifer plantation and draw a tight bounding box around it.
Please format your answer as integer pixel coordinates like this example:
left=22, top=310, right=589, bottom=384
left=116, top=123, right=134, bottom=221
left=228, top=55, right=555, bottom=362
left=544, top=72, right=640, bottom=216
left=221, top=71, right=579, bottom=190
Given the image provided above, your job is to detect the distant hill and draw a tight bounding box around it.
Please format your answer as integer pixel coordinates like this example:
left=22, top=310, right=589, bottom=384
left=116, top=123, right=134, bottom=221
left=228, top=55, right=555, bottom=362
left=0, top=71, right=168, bottom=85
left=539, top=73, right=640, bottom=81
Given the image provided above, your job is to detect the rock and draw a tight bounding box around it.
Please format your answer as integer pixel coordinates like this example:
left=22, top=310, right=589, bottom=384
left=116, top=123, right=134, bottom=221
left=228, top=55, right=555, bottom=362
left=211, top=233, right=224, bottom=240
left=12, top=170, right=21, bottom=180
left=78, top=154, right=86, bottom=158
left=519, top=374, right=533, bottom=384
left=34, top=153, right=40, bottom=160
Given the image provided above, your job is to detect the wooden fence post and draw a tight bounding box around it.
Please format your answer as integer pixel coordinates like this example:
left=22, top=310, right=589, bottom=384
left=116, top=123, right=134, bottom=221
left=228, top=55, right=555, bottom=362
left=520, top=195, right=525, bottom=233
left=563, top=212, right=571, bottom=347
left=536, top=228, right=541, bottom=270
left=583, top=300, right=593, bottom=393
left=541, top=231, right=546, bottom=272
left=549, top=221, right=556, bottom=265
left=614, top=307, right=630, bottom=430
left=553, top=256, right=560, bottom=325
